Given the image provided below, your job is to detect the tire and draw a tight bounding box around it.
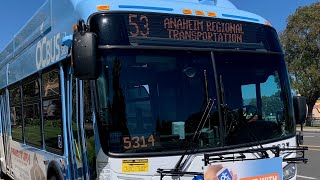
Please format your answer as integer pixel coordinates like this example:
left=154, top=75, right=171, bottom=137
left=47, top=173, right=57, bottom=180
left=47, top=169, right=63, bottom=180
left=47, top=161, right=63, bottom=180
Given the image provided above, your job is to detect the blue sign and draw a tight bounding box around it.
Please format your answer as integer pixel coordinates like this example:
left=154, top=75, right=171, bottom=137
left=217, top=168, right=232, bottom=180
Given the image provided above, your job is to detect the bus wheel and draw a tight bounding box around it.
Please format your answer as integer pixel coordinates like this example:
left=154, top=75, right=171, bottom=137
left=47, top=161, right=63, bottom=180
left=47, top=173, right=58, bottom=180
left=47, top=170, right=63, bottom=180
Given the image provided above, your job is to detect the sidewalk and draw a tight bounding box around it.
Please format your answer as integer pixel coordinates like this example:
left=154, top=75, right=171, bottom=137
left=296, top=126, right=320, bottom=133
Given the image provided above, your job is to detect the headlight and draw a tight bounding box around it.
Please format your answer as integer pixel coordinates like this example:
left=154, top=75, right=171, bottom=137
left=283, top=163, right=296, bottom=180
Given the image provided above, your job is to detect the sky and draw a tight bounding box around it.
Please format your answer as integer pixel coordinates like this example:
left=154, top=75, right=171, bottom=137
left=0, top=0, right=319, bottom=51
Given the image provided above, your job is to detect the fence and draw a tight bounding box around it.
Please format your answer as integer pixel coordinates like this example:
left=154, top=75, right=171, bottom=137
left=306, top=117, right=320, bottom=127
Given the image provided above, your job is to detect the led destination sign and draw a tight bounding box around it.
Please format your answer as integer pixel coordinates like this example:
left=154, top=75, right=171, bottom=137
left=126, top=13, right=261, bottom=44
left=163, top=18, right=244, bottom=42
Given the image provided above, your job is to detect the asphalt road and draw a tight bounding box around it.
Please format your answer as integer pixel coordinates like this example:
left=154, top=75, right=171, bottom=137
left=297, top=132, right=320, bottom=180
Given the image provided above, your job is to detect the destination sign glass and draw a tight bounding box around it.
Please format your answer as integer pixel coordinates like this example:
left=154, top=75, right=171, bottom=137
left=89, top=13, right=281, bottom=52
left=123, top=13, right=281, bottom=51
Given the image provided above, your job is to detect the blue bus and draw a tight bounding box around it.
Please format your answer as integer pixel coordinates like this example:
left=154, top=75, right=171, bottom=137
left=0, top=0, right=308, bottom=179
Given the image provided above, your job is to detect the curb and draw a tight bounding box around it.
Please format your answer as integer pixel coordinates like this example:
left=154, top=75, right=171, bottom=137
left=296, top=128, right=320, bottom=133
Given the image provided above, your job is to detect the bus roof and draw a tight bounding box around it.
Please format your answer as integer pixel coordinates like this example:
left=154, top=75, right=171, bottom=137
left=73, top=0, right=268, bottom=24
left=0, top=0, right=270, bottom=88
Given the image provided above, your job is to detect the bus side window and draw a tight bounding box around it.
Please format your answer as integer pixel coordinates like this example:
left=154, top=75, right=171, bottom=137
left=23, top=77, right=42, bottom=147
left=9, top=86, right=23, bottom=142
left=42, top=68, right=63, bottom=154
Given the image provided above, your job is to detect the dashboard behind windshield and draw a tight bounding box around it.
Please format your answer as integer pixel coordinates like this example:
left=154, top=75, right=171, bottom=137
left=94, top=49, right=294, bottom=154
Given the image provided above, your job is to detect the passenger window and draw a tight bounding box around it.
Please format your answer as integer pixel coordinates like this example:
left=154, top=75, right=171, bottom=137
left=42, top=69, right=63, bottom=154
left=23, top=78, right=42, bottom=147
left=24, top=103, right=41, bottom=147
left=10, top=87, right=23, bottom=141
left=10, top=87, right=21, bottom=102
left=23, top=80, right=40, bottom=101
left=42, top=69, right=60, bottom=97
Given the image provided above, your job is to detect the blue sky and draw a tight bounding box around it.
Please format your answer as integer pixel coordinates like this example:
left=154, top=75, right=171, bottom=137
left=0, top=0, right=45, bottom=51
left=0, top=0, right=319, bottom=51
left=230, top=0, right=319, bottom=30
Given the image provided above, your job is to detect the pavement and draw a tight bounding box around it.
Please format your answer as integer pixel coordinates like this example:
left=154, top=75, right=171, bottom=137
left=296, top=131, right=320, bottom=180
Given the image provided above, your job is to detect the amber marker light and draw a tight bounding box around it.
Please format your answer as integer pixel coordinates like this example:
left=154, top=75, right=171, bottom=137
left=182, top=9, right=193, bottom=14
left=207, top=12, right=217, bottom=17
left=195, top=10, right=205, bottom=16
left=73, top=24, right=78, bottom=31
left=97, top=5, right=110, bottom=11
left=265, top=21, right=272, bottom=26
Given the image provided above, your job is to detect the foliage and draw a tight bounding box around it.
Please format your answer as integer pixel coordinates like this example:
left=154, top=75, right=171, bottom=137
left=280, top=2, right=320, bottom=116
left=249, top=91, right=283, bottom=117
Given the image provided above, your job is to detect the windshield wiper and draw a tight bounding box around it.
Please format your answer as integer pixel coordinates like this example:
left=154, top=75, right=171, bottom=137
left=211, top=52, right=225, bottom=146
left=157, top=99, right=214, bottom=179
left=175, top=98, right=214, bottom=170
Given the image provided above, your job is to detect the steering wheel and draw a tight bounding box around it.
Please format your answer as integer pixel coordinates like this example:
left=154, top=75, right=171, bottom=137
left=242, top=105, right=258, bottom=121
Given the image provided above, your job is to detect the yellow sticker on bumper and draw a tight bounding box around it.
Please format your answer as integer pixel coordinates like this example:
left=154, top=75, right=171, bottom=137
left=122, top=159, right=149, bottom=173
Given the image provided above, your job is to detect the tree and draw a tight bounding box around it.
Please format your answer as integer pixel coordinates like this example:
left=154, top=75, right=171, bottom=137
left=249, top=91, right=283, bottom=117
left=280, top=2, right=320, bottom=116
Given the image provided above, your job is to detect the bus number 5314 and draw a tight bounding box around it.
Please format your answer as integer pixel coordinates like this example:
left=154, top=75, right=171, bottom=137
left=123, top=135, right=155, bottom=150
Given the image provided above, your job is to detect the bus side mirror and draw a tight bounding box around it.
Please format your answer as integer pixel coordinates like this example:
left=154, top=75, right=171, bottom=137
left=72, top=31, right=100, bottom=80
left=293, top=96, right=307, bottom=125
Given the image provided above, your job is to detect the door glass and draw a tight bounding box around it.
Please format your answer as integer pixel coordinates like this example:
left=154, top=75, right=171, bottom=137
left=84, top=80, right=96, bottom=179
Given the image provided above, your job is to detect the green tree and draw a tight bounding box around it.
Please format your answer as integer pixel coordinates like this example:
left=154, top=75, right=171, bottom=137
left=249, top=92, right=283, bottom=117
left=280, top=2, right=320, bottom=116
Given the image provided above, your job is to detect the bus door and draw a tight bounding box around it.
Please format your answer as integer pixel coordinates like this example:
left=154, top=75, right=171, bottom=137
left=67, top=66, right=95, bottom=180
left=0, top=91, right=10, bottom=175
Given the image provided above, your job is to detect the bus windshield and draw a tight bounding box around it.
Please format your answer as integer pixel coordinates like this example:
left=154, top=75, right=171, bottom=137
left=96, top=49, right=294, bottom=154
